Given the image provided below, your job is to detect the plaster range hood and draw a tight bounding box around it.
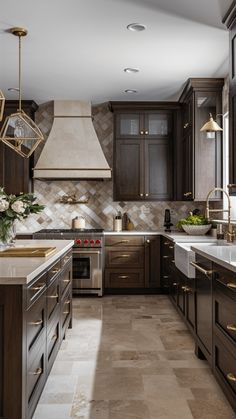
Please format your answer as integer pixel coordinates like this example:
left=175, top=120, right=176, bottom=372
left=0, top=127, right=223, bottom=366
left=33, top=100, right=111, bottom=179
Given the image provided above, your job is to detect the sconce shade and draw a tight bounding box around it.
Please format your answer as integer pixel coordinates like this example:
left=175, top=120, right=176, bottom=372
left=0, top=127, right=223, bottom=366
left=0, top=90, right=5, bottom=122
left=0, top=110, right=44, bottom=158
left=200, top=113, right=223, bottom=133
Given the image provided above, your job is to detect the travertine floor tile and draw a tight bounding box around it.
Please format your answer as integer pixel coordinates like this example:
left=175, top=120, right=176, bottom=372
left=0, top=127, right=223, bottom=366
left=33, top=295, right=235, bottom=419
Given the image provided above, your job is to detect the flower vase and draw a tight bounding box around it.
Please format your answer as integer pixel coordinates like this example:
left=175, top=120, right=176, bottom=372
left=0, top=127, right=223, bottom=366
left=0, top=220, right=16, bottom=248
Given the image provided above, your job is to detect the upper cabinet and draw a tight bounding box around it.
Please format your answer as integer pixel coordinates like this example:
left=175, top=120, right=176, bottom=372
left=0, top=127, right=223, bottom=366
left=0, top=100, right=38, bottom=195
left=224, top=4, right=236, bottom=185
left=178, top=79, right=224, bottom=201
left=111, top=102, right=178, bottom=201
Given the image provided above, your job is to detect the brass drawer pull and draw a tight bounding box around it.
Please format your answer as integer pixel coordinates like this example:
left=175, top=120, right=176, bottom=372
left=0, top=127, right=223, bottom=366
left=227, top=324, right=236, bottom=331
left=183, top=192, right=192, bottom=197
left=51, top=268, right=60, bottom=274
left=118, top=275, right=129, bottom=279
left=29, top=319, right=43, bottom=326
left=163, top=256, right=169, bottom=259
left=190, top=262, right=212, bottom=277
left=51, top=333, right=57, bottom=340
left=63, top=310, right=70, bottom=315
left=227, top=373, right=236, bottom=382
left=171, top=259, right=175, bottom=263
left=227, top=283, right=236, bottom=289
left=163, top=276, right=169, bottom=279
left=47, top=294, right=59, bottom=299
left=164, top=241, right=169, bottom=245
left=169, top=245, right=174, bottom=249
left=185, top=287, right=192, bottom=293
left=173, top=282, right=178, bottom=286
left=181, top=286, right=187, bottom=291
left=63, top=256, right=70, bottom=262
left=63, top=279, right=70, bottom=283
left=121, top=240, right=129, bottom=243
left=30, top=367, right=43, bottom=376
left=31, top=284, right=45, bottom=291
left=65, top=300, right=71, bottom=304
left=117, top=254, right=130, bottom=258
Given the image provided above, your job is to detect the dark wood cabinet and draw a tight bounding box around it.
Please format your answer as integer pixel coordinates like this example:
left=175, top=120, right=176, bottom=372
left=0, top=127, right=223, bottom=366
left=104, top=234, right=160, bottom=292
left=0, top=248, right=72, bottom=419
left=178, top=79, right=224, bottom=201
left=0, top=100, right=38, bottom=194
left=111, top=102, right=177, bottom=201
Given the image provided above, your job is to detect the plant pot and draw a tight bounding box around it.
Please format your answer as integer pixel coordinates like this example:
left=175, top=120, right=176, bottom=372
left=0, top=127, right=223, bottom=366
left=182, top=224, right=212, bottom=235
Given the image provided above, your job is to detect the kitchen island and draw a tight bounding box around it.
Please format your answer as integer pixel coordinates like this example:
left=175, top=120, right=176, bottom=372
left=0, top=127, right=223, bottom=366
left=0, top=240, right=73, bottom=419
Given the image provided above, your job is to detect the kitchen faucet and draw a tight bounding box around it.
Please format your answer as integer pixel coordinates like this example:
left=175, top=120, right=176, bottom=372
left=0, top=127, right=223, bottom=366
left=205, top=187, right=235, bottom=243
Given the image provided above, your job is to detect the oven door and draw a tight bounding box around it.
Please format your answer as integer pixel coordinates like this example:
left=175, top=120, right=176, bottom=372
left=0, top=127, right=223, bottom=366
left=72, top=249, right=102, bottom=294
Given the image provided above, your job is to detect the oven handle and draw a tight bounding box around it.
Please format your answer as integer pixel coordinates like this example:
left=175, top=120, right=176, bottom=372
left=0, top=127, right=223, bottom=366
left=73, top=250, right=101, bottom=255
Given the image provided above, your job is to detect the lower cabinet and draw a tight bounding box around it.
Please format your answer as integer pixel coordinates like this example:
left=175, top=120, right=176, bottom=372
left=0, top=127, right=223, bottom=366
left=0, top=249, right=72, bottom=419
left=104, top=235, right=160, bottom=292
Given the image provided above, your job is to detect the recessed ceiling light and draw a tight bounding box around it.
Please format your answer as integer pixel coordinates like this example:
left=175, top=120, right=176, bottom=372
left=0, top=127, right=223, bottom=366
left=124, top=89, right=137, bottom=94
left=124, top=68, right=139, bottom=74
left=127, top=23, right=146, bottom=32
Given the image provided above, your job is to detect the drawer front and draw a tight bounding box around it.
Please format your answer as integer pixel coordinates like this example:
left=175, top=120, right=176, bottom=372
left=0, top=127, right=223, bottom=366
left=47, top=259, right=61, bottom=285
left=60, top=262, right=72, bottom=298
left=47, top=318, right=60, bottom=374
left=26, top=293, right=46, bottom=353
left=214, top=282, right=236, bottom=345
left=61, top=288, right=72, bottom=338
left=214, top=335, right=236, bottom=398
left=61, top=250, right=72, bottom=269
left=162, top=238, right=175, bottom=257
left=27, top=272, right=47, bottom=308
left=214, top=263, right=236, bottom=296
left=27, top=345, right=46, bottom=419
left=105, top=236, right=144, bottom=247
left=105, top=247, right=144, bottom=268
left=47, top=277, right=60, bottom=324
left=105, top=269, right=144, bottom=288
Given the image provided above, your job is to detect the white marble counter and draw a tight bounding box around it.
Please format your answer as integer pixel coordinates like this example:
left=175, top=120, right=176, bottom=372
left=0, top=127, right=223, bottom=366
left=191, top=243, right=236, bottom=273
left=0, top=240, right=74, bottom=285
left=104, top=230, right=217, bottom=243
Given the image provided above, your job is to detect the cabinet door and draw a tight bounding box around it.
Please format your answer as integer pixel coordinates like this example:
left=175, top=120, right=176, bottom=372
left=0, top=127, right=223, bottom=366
left=229, top=85, right=236, bottom=184
left=144, top=235, right=161, bottom=289
left=144, top=112, right=171, bottom=138
left=0, top=100, right=37, bottom=195
left=114, top=139, right=144, bottom=201
left=115, top=113, right=143, bottom=138
left=181, top=131, right=193, bottom=200
left=144, top=139, right=173, bottom=200
left=185, top=278, right=195, bottom=332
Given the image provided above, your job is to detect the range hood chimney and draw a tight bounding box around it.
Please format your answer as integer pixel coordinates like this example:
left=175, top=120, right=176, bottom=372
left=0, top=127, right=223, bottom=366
left=33, top=101, right=111, bottom=179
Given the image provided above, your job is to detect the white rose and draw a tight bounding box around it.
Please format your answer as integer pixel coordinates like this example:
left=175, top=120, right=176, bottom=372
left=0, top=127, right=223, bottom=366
left=11, top=200, right=25, bottom=214
left=0, top=198, right=9, bottom=212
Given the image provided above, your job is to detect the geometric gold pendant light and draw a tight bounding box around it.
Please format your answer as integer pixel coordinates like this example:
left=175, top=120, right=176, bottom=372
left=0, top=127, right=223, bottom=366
left=0, top=27, right=44, bottom=158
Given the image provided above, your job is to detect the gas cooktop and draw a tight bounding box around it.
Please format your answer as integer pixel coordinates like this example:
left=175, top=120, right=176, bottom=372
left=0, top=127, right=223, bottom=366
left=35, top=228, right=104, bottom=233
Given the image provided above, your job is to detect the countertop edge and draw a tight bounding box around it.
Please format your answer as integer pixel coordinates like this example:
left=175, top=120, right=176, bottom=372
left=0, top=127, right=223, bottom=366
left=191, top=245, right=236, bottom=273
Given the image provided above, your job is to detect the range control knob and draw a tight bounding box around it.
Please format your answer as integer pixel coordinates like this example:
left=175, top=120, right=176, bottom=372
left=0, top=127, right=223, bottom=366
left=95, top=239, right=101, bottom=245
left=76, top=239, right=82, bottom=245
left=84, top=239, right=89, bottom=245
left=90, top=239, right=95, bottom=245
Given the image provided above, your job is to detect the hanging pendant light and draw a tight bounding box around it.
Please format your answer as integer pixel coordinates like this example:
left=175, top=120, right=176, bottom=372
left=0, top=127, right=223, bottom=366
left=0, top=27, right=44, bottom=158
left=0, top=90, right=5, bottom=121
left=200, top=113, right=223, bottom=139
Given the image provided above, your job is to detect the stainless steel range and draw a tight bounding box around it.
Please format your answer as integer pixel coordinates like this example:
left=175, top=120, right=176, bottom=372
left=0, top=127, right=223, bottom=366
left=33, top=229, right=104, bottom=296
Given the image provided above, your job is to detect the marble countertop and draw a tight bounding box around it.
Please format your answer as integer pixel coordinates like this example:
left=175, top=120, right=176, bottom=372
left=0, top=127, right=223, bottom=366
left=104, top=230, right=217, bottom=243
left=191, top=243, right=236, bottom=273
left=0, top=240, right=74, bottom=285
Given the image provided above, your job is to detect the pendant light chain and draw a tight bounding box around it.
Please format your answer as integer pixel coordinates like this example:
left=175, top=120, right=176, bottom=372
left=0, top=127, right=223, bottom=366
left=18, top=34, right=22, bottom=112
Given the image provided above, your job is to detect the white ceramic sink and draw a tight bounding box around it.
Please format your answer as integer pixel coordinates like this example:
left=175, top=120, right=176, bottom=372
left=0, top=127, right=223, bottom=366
left=174, top=240, right=218, bottom=278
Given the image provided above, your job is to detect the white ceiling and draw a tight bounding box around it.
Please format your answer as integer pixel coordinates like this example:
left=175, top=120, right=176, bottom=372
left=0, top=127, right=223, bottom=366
left=0, top=0, right=232, bottom=104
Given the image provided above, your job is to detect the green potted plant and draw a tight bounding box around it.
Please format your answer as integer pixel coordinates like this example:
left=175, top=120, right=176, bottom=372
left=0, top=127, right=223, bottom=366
left=176, top=212, right=211, bottom=235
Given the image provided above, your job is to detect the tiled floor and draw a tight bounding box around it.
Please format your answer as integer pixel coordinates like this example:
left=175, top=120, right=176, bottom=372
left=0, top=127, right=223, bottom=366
left=33, top=295, right=236, bottom=419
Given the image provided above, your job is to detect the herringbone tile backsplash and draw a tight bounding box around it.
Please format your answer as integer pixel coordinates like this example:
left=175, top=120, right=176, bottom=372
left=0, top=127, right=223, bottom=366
left=16, top=102, right=206, bottom=233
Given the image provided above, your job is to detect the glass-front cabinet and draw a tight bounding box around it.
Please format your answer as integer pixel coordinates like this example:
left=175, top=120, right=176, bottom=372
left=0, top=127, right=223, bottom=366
left=115, top=111, right=172, bottom=139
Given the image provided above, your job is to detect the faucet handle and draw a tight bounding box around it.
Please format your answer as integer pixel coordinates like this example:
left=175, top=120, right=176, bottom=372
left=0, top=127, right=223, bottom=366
left=226, top=229, right=236, bottom=243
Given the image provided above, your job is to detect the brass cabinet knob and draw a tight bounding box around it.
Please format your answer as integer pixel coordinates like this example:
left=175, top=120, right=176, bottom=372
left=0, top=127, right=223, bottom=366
left=47, top=294, right=59, bottom=299
left=31, top=367, right=43, bottom=376
left=140, top=193, right=144, bottom=197
left=63, top=279, right=70, bottom=283
left=140, top=130, right=144, bottom=135
left=146, top=239, right=150, bottom=244
left=145, top=130, right=149, bottom=135
left=173, top=282, right=178, bottom=286
left=145, top=193, right=149, bottom=197
left=183, top=192, right=192, bottom=197
left=184, top=122, right=189, bottom=129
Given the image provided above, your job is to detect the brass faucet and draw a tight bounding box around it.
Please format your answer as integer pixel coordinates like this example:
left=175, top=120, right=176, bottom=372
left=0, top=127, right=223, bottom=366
left=205, top=187, right=235, bottom=243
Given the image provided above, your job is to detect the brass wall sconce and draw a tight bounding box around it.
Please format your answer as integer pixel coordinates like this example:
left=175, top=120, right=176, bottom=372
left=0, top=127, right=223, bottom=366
left=200, top=113, right=223, bottom=139
left=0, top=27, right=44, bottom=158
left=0, top=90, right=5, bottom=121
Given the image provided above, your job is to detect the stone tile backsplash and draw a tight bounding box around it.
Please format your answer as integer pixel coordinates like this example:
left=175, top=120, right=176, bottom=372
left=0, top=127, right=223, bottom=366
left=16, top=102, right=206, bottom=233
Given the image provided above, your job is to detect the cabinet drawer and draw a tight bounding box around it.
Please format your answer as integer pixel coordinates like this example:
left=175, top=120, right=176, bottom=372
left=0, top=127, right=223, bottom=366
left=27, top=344, right=46, bottom=419
left=61, top=289, right=72, bottom=338
left=27, top=272, right=47, bottom=308
left=214, top=335, right=236, bottom=399
left=105, top=247, right=144, bottom=268
left=105, top=269, right=144, bottom=288
left=214, top=282, right=236, bottom=345
left=105, top=236, right=144, bottom=246
left=215, top=264, right=236, bottom=296
left=47, top=277, right=60, bottom=325
left=60, top=262, right=72, bottom=298
left=47, top=259, right=61, bottom=285
left=26, top=293, right=46, bottom=353
left=47, top=318, right=60, bottom=374
left=61, top=250, right=72, bottom=269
